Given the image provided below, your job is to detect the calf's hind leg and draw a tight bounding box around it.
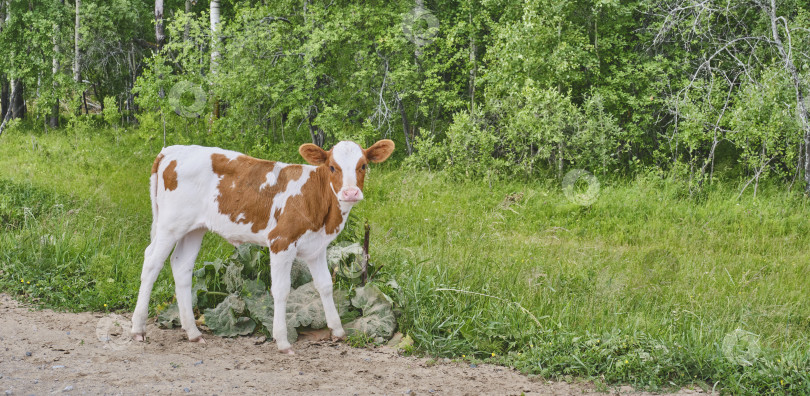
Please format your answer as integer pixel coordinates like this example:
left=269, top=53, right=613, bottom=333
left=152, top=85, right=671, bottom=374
left=131, top=232, right=178, bottom=341
left=170, top=229, right=206, bottom=343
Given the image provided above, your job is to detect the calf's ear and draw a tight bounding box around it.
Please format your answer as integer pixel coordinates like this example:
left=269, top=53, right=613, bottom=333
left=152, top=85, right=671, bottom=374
left=365, top=139, right=395, bottom=163
left=299, top=143, right=329, bottom=165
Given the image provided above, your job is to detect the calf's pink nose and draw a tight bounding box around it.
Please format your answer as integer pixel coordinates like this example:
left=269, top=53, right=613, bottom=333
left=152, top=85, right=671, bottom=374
left=342, top=188, right=362, bottom=201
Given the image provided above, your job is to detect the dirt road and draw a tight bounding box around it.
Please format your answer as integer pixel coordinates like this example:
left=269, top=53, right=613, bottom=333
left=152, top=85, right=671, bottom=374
left=0, top=294, right=706, bottom=395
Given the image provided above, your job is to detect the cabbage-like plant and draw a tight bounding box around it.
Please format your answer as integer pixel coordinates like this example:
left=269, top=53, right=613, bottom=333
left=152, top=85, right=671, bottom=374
left=157, top=242, right=397, bottom=343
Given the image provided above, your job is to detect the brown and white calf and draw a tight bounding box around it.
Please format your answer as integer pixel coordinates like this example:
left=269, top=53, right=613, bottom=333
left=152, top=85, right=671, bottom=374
left=131, top=140, right=395, bottom=354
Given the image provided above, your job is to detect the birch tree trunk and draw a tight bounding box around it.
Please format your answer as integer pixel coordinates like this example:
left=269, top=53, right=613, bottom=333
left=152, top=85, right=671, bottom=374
left=50, top=16, right=61, bottom=128
left=154, top=0, right=164, bottom=50
left=468, top=10, right=476, bottom=113
left=210, top=0, right=220, bottom=118
left=73, top=0, right=80, bottom=83
left=0, top=1, right=7, bottom=121
left=155, top=0, right=165, bottom=99
left=184, top=0, right=191, bottom=41
left=210, top=0, right=220, bottom=75
left=6, top=1, right=23, bottom=120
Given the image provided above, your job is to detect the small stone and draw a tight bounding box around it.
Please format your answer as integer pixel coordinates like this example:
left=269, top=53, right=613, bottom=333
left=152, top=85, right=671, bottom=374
left=429, top=390, right=435, bottom=393
left=66, top=332, right=70, bottom=335
left=405, top=390, right=412, bottom=395
left=469, top=363, right=477, bottom=368
left=62, top=385, right=73, bottom=392
left=364, top=358, right=371, bottom=362
left=52, top=365, right=65, bottom=369
left=4, top=389, right=11, bottom=395
left=25, top=352, right=31, bottom=357
left=298, top=371, right=303, bottom=375
left=193, top=360, right=203, bottom=366
left=183, top=388, right=190, bottom=393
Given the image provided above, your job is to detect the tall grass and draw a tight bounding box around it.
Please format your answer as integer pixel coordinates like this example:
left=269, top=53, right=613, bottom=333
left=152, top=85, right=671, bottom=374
left=1, top=126, right=808, bottom=394
left=354, top=170, right=810, bottom=394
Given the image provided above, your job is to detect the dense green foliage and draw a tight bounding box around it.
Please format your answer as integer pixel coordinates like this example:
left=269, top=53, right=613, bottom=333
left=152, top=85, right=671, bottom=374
left=2, top=0, right=809, bottom=191
left=2, top=128, right=809, bottom=394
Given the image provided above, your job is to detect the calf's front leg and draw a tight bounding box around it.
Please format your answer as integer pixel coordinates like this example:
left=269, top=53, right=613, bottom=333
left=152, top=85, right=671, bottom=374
left=270, top=249, right=296, bottom=354
left=306, top=250, right=346, bottom=340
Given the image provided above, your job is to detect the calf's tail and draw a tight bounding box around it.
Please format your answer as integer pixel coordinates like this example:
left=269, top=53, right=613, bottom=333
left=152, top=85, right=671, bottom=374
left=149, top=153, right=165, bottom=241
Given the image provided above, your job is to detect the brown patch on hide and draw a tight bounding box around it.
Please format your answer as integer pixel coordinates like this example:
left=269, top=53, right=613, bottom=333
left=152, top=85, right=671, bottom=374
left=267, top=166, right=343, bottom=254
left=326, top=158, right=344, bottom=194
left=211, top=153, right=304, bottom=233
left=355, top=158, right=368, bottom=190
left=151, top=153, right=165, bottom=174
left=163, top=160, right=179, bottom=191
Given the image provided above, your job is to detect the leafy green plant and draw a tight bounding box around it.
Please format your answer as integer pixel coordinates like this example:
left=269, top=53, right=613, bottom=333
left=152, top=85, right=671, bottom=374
left=158, top=243, right=397, bottom=343
left=345, top=284, right=397, bottom=342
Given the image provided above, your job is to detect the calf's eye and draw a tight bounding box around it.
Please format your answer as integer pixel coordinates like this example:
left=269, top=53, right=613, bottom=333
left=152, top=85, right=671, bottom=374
left=330, top=166, right=336, bottom=173
left=361, top=164, right=366, bottom=170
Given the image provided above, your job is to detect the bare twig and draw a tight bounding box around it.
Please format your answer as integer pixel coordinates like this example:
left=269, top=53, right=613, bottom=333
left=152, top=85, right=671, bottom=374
left=360, top=221, right=370, bottom=286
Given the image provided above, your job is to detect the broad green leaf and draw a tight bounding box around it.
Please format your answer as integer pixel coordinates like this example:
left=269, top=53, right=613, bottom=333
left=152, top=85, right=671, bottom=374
left=286, top=282, right=352, bottom=331
left=233, top=243, right=267, bottom=278
left=242, top=279, right=298, bottom=342
left=224, top=260, right=244, bottom=294
left=203, top=294, right=256, bottom=337
left=199, top=258, right=225, bottom=277
left=191, top=276, right=209, bottom=307
left=242, top=279, right=274, bottom=328
left=286, top=282, right=327, bottom=329
left=345, top=284, right=396, bottom=339
left=290, top=259, right=313, bottom=288
left=333, top=289, right=353, bottom=319
left=156, top=303, right=181, bottom=329
left=327, top=242, right=364, bottom=271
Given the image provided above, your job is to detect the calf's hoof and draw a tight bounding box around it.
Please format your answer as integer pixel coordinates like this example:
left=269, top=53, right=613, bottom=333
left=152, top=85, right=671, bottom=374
left=331, top=328, right=346, bottom=341
left=132, top=333, right=145, bottom=342
left=189, top=336, right=206, bottom=344
left=279, top=348, right=295, bottom=355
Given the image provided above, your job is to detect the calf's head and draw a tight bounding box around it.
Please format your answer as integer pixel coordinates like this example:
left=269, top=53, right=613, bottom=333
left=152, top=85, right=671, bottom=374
left=299, top=140, right=394, bottom=204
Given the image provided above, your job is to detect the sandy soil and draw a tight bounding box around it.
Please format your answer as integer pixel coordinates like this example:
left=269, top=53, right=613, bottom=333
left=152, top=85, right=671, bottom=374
left=0, top=294, right=708, bottom=395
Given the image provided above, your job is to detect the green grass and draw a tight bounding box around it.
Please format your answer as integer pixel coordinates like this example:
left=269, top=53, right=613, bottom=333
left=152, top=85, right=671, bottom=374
left=354, top=170, right=810, bottom=394
left=1, top=125, right=808, bottom=394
